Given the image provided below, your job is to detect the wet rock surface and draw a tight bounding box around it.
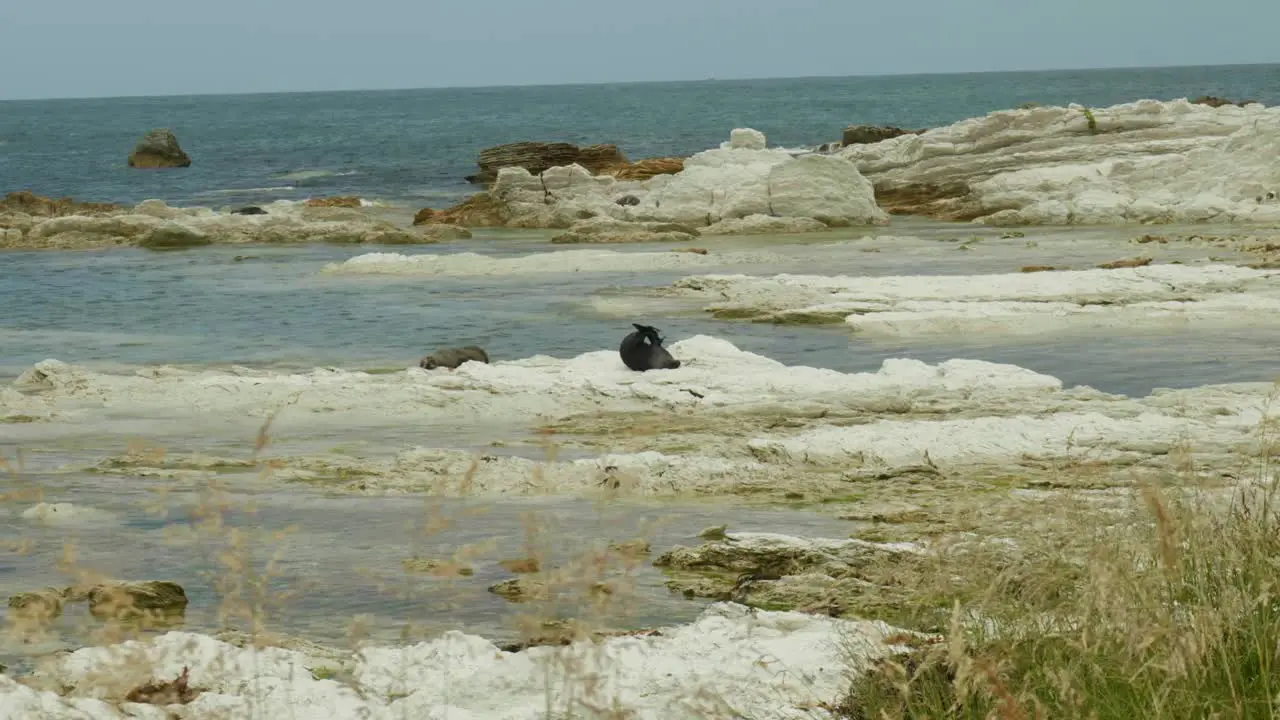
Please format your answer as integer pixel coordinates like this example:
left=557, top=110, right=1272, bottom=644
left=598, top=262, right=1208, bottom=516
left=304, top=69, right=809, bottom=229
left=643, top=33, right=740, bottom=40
left=654, top=532, right=922, bottom=617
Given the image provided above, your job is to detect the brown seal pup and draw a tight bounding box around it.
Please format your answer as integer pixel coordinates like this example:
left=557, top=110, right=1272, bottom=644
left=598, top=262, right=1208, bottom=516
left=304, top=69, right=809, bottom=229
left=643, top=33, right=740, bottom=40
left=419, top=345, right=490, bottom=370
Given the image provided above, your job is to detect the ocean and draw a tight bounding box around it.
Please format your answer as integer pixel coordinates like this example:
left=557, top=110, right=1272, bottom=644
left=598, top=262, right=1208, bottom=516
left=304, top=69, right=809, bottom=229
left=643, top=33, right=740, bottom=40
left=3, top=63, right=1278, bottom=211
left=2, top=64, right=1280, bottom=392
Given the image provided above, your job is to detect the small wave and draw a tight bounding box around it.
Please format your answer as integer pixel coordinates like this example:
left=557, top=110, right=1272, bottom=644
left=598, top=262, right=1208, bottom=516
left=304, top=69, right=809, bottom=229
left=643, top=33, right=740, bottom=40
left=192, top=186, right=296, bottom=197
left=273, top=169, right=360, bottom=182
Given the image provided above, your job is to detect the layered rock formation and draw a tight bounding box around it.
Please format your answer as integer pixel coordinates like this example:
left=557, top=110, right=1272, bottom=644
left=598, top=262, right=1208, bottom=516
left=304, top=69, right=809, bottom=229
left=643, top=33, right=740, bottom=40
left=463, top=140, right=686, bottom=186
left=1191, top=95, right=1261, bottom=108
left=550, top=217, right=700, bottom=244
left=841, top=124, right=926, bottom=146
left=465, top=142, right=623, bottom=184
left=127, top=128, right=192, bottom=169
left=419, top=128, right=888, bottom=232
left=0, top=190, right=123, bottom=217
left=0, top=199, right=468, bottom=250
left=611, top=156, right=685, bottom=180
left=841, top=97, right=1280, bottom=225
left=667, top=263, right=1280, bottom=335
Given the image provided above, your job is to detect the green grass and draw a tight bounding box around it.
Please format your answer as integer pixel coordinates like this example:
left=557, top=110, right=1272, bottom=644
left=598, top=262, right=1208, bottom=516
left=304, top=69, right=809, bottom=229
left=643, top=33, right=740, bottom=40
left=838, top=477, right=1280, bottom=719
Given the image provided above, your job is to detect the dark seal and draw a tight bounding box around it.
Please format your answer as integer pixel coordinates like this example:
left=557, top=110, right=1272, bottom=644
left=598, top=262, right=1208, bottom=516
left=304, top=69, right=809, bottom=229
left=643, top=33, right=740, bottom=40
left=231, top=206, right=268, bottom=215
left=619, top=323, right=681, bottom=372
left=419, top=345, right=490, bottom=370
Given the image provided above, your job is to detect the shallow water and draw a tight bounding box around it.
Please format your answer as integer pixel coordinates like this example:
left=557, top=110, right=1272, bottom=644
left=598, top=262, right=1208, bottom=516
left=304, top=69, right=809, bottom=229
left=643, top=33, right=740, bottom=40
left=0, top=470, right=859, bottom=669
left=2, top=222, right=1276, bottom=398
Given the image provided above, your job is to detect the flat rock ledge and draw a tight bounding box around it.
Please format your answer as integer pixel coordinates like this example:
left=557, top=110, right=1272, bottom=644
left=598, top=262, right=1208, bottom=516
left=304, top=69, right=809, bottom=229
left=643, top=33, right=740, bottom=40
left=0, top=197, right=471, bottom=250
left=654, top=532, right=925, bottom=618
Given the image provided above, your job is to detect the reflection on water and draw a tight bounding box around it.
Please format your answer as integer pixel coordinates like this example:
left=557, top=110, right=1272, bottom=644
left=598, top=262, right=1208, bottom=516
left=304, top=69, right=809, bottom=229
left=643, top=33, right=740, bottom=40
left=0, top=471, right=857, bottom=669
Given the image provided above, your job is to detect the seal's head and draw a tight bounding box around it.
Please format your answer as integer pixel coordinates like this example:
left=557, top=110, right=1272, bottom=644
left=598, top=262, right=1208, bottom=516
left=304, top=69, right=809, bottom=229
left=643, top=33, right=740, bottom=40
left=620, top=323, right=681, bottom=372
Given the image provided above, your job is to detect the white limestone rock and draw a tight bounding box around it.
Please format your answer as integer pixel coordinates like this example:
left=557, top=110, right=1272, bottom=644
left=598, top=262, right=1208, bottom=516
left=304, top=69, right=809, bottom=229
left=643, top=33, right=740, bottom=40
left=5, top=604, right=916, bottom=719
left=17, top=334, right=1280, bottom=496
left=724, top=127, right=768, bottom=150
left=19, top=200, right=429, bottom=248
left=550, top=216, right=700, bottom=244
left=841, top=98, right=1280, bottom=225
left=701, top=214, right=829, bottom=235
left=670, top=264, right=1280, bottom=336
left=489, top=128, right=888, bottom=228
left=325, top=246, right=791, bottom=277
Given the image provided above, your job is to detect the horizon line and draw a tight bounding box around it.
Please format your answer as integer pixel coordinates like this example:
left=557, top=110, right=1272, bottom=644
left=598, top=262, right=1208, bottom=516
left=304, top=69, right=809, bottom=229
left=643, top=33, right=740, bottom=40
left=1, top=60, right=1275, bottom=104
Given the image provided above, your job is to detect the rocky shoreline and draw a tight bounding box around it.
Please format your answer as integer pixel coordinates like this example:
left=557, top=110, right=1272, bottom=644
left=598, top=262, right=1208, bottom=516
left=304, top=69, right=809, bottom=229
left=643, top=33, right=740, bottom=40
left=5, top=96, right=1277, bottom=252
left=4, top=92, right=1279, bottom=718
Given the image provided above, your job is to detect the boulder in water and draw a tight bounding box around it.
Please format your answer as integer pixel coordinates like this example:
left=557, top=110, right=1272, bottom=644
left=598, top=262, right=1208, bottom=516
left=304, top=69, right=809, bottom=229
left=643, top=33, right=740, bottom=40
left=466, top=141, right=629, bottom=185
left=127, top=128, right=192, bottom=169
left=840, top=125, right=925, bottom=147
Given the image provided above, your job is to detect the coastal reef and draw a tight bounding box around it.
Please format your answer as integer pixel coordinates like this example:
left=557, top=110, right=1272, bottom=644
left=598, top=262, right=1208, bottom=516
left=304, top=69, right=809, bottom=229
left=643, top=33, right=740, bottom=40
left=418, top=128, right=889, bottom=230
left=0, top=195, right=470, bottom=250
left=418, top=97, right=1280, bottom=230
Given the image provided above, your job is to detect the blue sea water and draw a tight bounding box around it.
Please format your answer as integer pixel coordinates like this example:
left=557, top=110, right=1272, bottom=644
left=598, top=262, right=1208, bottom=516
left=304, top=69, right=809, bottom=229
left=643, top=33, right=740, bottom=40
left=3, top=64, right=1278, bottom=210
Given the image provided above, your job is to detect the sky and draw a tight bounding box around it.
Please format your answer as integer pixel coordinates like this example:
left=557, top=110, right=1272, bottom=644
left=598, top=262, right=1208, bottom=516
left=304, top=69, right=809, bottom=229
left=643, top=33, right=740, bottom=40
left=1, top=0, right=1276, bottom=100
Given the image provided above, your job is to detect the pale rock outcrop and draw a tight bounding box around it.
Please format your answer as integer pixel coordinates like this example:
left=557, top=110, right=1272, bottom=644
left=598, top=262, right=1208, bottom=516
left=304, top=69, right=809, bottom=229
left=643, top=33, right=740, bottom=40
left=668, top=263, right=1280, bottom=335
left=3, top=604, right=916, bottom=719
left=551, top=217, right=700, bottom=244
left=325, top=246, right=792, bottom=277
left=725, top=127, right=767, bottom=150
left=490, top=164, right=645, bottom=228
left=700, top=214, right=829, bottom=235
left=655, top=532, right=923, bottom=613
left=25, top=214, right=164, bottom=248
left=9, top=199, right=461, bottom=249
left=138, top=222, right=212, bottom=249
left=435, top=128, right=889, bottom=231
left=16, top=335, right=1280, bottom=498
left=20, top=502, right=117, bottom=526
left=841, top=97, right=1280, bottom=225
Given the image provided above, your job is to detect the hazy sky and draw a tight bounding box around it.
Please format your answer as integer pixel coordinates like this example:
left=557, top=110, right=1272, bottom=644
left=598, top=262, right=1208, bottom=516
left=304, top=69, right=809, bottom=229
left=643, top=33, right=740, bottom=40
left=1, top=0, right=1275, bottom=100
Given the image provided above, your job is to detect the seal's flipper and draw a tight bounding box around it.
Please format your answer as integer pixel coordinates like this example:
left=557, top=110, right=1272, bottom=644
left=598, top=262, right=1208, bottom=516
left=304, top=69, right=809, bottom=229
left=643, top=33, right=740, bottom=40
left=631, top=323, right=665, bottom=346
